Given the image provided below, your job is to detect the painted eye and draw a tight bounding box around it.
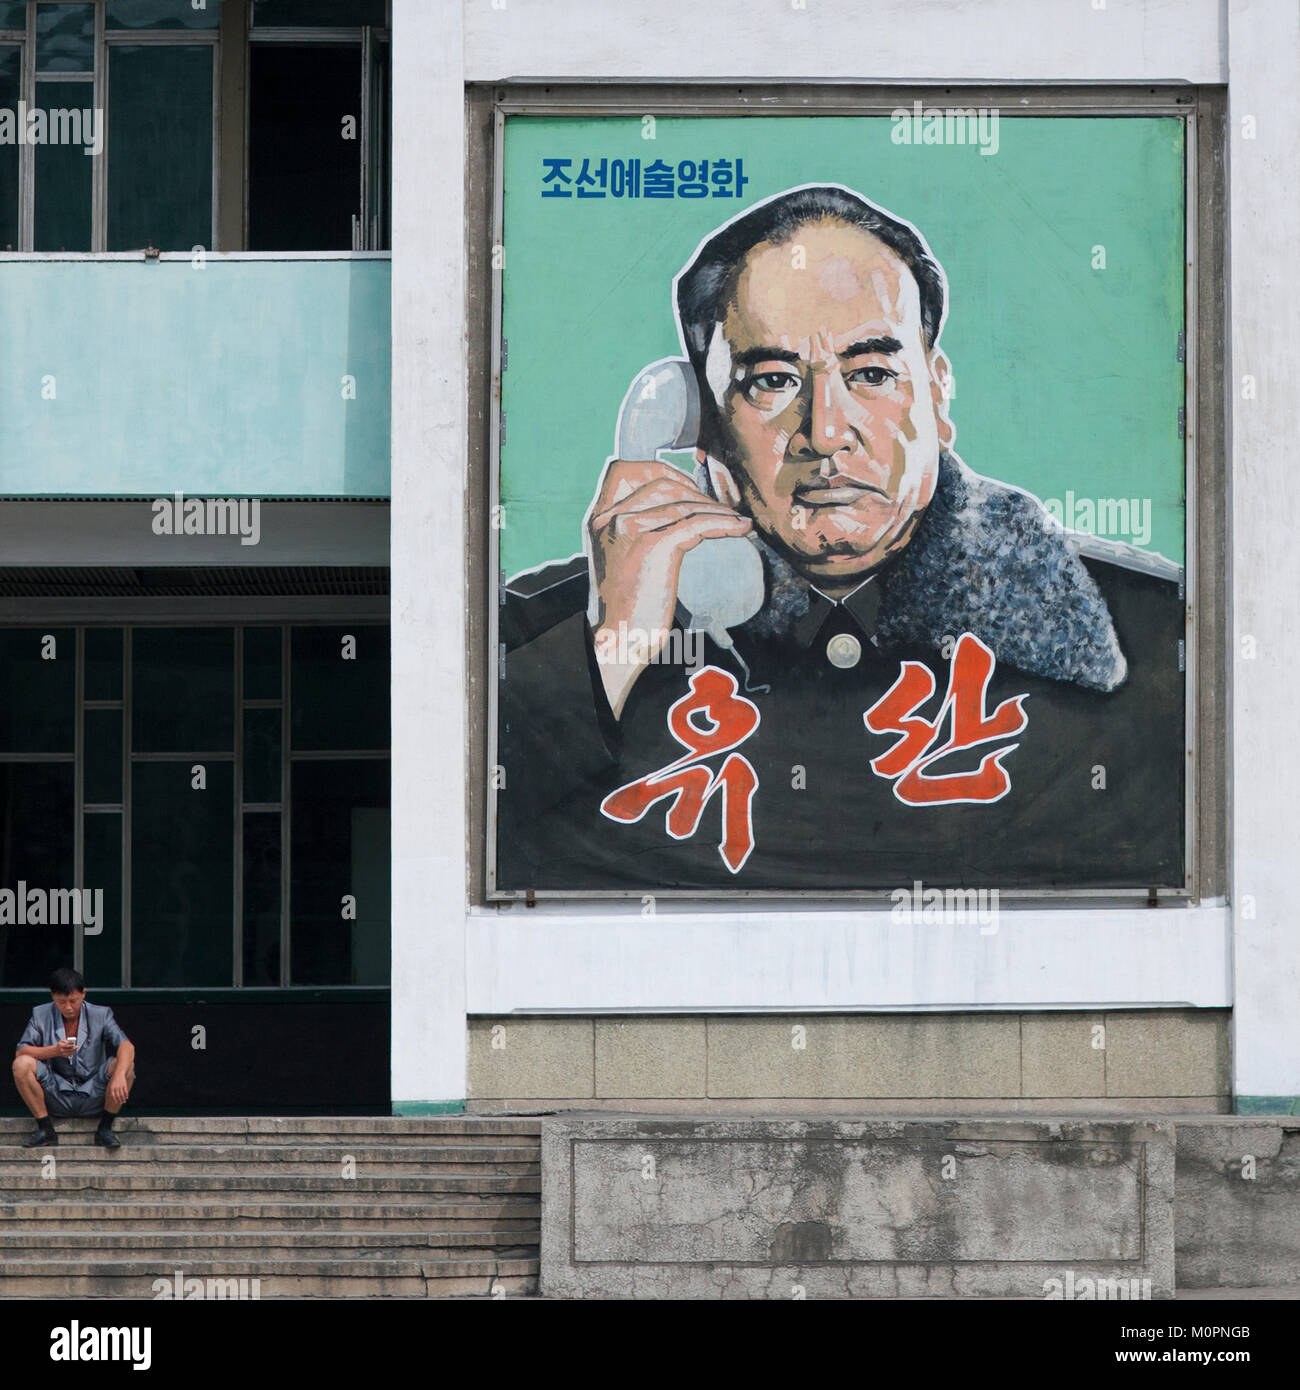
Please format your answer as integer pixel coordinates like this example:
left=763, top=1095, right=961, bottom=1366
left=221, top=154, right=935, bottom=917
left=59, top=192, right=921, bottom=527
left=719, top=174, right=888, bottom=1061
left=848, top=366, right=896, bottom=387
left=753, top=372, right=797, bottom=391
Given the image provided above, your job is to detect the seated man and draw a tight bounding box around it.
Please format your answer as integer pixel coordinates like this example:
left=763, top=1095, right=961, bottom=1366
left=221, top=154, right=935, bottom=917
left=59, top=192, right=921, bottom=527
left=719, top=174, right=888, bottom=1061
left=11, top=967, right=136, bottom=1150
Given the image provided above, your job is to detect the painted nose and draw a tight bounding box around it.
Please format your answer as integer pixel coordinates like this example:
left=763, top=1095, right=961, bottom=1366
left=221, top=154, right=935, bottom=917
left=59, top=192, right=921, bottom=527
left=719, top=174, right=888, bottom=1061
left=805, top=373, right=859, bottom=459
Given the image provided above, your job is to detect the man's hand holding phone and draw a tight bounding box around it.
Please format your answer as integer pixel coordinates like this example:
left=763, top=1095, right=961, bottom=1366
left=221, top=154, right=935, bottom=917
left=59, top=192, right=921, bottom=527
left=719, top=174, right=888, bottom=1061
left=587, top=458, right=751, bottom=719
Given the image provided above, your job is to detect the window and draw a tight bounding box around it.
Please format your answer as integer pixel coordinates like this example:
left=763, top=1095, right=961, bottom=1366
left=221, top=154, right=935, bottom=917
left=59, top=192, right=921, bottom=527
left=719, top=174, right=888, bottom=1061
left=0, top=0, right=218, bottom=252
left=0, top=628, right=76, bottom=985
left=247, top=0, right=389, bottom=249
left=0, top=624, right=391, bottom=990
left=0, top=0, right=391, bottom=252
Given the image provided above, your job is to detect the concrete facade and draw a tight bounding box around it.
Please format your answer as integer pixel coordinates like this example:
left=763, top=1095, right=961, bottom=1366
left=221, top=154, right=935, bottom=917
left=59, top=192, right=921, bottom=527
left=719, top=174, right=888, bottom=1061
left=1175, top=1119, right=1300, bottom=1288
left=541, top=1117, right=1175, bottom=1299
left=469, top=1011, right=1231, bottom=1110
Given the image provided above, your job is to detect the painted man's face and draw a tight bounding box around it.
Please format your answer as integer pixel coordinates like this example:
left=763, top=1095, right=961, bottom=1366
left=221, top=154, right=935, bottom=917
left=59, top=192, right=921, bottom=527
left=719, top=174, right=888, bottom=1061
left=701, top=218, right=954, bottom=591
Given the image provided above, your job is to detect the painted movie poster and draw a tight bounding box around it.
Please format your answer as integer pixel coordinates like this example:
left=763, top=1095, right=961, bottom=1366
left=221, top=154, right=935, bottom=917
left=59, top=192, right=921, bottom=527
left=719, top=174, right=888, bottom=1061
left=490, top=113, right=1187, bottom=894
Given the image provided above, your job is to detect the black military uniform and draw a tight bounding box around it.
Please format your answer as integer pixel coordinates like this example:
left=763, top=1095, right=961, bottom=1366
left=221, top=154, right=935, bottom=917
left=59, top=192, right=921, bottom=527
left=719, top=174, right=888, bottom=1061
left=495, top=454, right=1184, bottom=893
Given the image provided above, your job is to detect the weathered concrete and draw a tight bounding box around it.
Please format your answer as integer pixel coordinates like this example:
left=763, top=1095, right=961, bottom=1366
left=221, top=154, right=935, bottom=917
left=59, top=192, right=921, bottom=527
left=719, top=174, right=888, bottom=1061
left=0, top=1116, right=541, bottom=1298
left=469, top=1011, right=1232, bottom=1106
left=1175, top=1119, right=1300, bottom=1288
left=707, top=1014, right=1021, bottom=1099
left=1105, top=1012, right=1231, bottom=1098
left=1021, top=1014, right=1107, bottom=1098
left=473, top=1096, right=1230, bottom=1116
left=541, top=1116, right=1174, bottom=1299
left=468, top=1018, right=594, bottom=1100
left=595, top=1019, right=708, bottom=1099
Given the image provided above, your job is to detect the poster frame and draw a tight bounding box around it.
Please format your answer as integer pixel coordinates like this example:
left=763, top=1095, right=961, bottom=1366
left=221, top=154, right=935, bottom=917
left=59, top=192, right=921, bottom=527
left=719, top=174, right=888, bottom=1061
left=478, top=85, right=1212, bottom=905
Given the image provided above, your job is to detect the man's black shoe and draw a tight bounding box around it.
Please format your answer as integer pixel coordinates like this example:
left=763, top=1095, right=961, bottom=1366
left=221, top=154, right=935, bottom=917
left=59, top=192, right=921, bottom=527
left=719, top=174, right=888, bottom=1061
left=22, top=1127, right=56, bottom=1148
left=93, top=1126, right=121, bottom=1150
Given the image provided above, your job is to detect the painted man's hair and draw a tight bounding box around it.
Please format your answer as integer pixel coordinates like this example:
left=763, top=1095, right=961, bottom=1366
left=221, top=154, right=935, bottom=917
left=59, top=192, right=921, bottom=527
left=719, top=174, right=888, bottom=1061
left=676, top=184, right=947, bottom=377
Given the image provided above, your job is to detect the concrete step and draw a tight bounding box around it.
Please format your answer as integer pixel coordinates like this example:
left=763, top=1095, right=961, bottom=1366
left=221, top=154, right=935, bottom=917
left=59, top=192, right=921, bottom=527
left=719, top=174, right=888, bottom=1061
left=0, top=1198, right=539, bottom=1229
left=0, top=1229, right=540, bottom=1256
left=0, top=1257, right=541, bottom=1299
left=0, top=1146, right=540, bottom=1175
left=0, top=1172, right=540, bottom=1195
left=0, top=1117, right=543, bottom=1144
left=0, top=1114, right=543, bottom=1297
left=0, top=1141, right=539, bottom=1157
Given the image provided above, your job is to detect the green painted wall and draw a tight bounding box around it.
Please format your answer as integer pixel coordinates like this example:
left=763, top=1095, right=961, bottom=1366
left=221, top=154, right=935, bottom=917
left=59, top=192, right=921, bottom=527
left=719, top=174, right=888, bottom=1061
left=500, top=115, right=1186, bottom=574
left=1236, top=1096, right=1300, bottom=1116
left=0, top=257, right=391, bottom=497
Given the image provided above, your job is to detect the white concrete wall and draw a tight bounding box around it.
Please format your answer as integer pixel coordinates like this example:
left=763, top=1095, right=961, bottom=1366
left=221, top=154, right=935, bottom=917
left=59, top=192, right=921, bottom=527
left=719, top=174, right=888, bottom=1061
left=464, top=0, right=1223, bottom=84
left=391, top=0, right=1300, bottom=1104
left=1225, top=0, right=1300, bottom=1101
left=390, top=0, right=468, bottom=1109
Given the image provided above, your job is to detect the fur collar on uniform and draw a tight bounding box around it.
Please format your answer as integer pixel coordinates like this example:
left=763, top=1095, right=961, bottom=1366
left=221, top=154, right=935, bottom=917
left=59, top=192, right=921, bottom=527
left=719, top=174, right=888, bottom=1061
left=722, top=451, right=1128, bottom=693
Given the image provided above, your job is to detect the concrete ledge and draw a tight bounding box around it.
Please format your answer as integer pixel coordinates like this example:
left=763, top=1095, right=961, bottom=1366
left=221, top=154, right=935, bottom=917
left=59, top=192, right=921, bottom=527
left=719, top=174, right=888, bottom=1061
left=472, top=1096, right=1230, bottom=1115
left=541, top=1116, right=1174, bottom=1299
left=1175, top=1120, right=1300, bottom=1288
left=467, top=1011, right=1231, bottom=1104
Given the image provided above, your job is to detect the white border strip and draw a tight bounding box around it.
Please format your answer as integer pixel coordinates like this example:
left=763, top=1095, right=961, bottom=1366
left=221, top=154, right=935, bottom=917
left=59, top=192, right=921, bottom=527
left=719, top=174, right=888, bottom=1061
left=467, top=904, right=1231, bottom=1013
left=464, top=0, right=1223, bottom=85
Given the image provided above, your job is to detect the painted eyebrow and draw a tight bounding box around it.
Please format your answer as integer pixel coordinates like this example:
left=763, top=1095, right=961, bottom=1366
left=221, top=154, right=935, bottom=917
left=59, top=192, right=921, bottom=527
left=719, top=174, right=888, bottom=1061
left=733, top=346, right=801, bottom=368
left=841, top=337, right=904, bottom=356
left=732, top=337, right=905, bottom=369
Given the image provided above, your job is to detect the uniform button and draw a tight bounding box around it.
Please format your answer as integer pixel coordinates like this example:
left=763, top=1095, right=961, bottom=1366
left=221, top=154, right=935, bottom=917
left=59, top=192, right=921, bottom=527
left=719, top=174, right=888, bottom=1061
left=826, top=633, right=862, bottom=669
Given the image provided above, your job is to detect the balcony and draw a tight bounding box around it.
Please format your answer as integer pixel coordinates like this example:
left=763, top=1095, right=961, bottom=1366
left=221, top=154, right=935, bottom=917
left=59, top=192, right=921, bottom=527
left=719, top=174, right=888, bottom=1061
left=0, top=253, right=391, bottom=499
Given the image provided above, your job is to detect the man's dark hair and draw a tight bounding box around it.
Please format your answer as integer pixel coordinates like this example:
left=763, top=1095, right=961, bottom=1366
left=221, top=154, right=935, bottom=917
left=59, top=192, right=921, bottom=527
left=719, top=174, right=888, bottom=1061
left=49, top=967, right=85, bottom=995
left=676, top=184, right=947, bottom=378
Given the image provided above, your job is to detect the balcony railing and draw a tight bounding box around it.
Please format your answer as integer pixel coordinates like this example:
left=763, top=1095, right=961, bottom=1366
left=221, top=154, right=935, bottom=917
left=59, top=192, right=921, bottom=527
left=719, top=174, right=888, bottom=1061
left=0, top=252, right=391, bottom=499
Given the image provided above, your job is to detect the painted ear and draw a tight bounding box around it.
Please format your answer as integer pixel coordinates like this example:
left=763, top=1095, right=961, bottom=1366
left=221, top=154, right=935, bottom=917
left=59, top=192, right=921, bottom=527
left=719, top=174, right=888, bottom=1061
left=929, top=349, right=956, bottom=450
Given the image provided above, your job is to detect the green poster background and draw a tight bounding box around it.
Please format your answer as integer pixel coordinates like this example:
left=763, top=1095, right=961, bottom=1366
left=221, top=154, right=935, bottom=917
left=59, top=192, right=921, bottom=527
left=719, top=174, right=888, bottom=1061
left=499, top=114, right=1186, bottom=576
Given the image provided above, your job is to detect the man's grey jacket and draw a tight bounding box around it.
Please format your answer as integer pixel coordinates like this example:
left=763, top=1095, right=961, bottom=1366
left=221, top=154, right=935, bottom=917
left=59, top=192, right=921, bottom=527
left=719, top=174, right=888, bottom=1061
left=496, top=453, right=1185, bottom=892
left=17, top=1000, right=128, bottom=1093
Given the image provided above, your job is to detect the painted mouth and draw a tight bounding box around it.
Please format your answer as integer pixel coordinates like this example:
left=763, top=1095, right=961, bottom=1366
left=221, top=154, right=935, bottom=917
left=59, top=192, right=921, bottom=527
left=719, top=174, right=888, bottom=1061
left=795, top=481, right=888, bottom=507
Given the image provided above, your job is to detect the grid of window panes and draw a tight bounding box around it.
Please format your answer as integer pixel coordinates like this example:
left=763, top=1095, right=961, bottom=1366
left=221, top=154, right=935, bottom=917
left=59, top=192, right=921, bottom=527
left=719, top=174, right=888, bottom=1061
left=0, top=0, right=391, bottom=252
left=0, top=0, right=219, bottom=252
left=248, top=0, right=389, bottom=250
left=0, top=624, right=390, bottom=989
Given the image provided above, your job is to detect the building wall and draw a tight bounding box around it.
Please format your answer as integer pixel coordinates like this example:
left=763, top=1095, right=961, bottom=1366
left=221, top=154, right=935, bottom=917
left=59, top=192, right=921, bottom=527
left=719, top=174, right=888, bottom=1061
left=467, top=1011, right=1232, bottom=1113
left=389, top=0, right=1300, bottom=1112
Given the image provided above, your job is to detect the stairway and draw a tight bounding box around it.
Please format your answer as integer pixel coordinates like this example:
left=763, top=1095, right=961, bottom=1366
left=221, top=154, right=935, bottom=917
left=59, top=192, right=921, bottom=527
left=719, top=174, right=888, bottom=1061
left=0, top=1115, right=540, bottom=1298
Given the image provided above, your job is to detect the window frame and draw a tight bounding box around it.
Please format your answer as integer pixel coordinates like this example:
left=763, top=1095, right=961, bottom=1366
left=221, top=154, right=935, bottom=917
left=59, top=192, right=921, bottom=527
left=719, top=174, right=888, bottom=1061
left=0, top=616, right=392, bottom=991
left=466, top=81, right=1228, bottom=907
left=0, top=1, right=392, bottom=253
left=0, top=0, right=220, bottom=253
left=246, top=14, right=391, bottom=250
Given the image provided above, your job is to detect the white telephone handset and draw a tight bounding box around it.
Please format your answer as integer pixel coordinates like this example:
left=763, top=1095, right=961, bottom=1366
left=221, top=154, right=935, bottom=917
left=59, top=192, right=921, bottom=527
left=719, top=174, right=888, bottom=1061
left=614, top=358, right=766, bottom=652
